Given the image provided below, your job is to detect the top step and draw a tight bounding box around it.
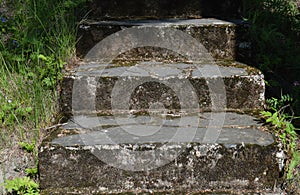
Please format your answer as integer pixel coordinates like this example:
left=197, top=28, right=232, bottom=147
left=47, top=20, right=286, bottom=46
left=83, top=0, right=243, bottom=20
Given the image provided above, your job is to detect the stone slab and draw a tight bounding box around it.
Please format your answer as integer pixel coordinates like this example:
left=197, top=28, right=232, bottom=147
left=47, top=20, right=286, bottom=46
left=82, top=0, right=243, bottom=20
left=39, top=112, right=279, bottom=194
left=57, top=112, right=268, bottom=146
left=52, top=112, right=271, bottom=146
left=60, top=61, right=265, bottom=119
left=76, top=18, right=250, bottom=61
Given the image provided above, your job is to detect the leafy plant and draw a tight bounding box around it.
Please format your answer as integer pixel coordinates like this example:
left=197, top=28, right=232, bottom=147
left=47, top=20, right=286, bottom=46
left=19, top=141, right=35, bottom=153
left=266, top=94, right=293, bottom=112
left=261, top=94, right=300, bottom=180
left=4, top=177, right=39, bottom=195
left=30, top=53, right=65, bottom=89
left=25, top=168, right=38, bottom=177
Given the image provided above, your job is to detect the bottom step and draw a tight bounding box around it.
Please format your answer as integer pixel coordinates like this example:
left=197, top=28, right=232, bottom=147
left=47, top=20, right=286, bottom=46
left=39, top=112, right=280, bottom=194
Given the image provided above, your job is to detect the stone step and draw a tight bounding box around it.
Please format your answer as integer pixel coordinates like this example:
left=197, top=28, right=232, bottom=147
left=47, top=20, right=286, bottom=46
left=76, top=18, right=250, bottom=61
left=60, top=61, right=264, bottom=120
left=39, top=112, right=280, bottom=194
left=81, top=0, right=243, bottom=20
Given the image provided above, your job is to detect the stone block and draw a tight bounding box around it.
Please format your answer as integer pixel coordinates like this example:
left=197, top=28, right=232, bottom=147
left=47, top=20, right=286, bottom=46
left=60, top=61, right=265, bottom=119
left=76, top=19, right=250, bottom=61
left=39, top=112, right=279, bottom=194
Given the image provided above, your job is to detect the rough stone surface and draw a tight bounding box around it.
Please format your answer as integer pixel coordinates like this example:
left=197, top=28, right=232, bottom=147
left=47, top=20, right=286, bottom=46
left=39, top=112, right=279, bottom=194
left=39, top=144, right=278, bottom=194
left=76, top=19, right=250, bottom=61
left=60, top=61, right=265, bottom=119
left=52, top=112, right=273, bottom=146
left=82, top=0, right=243, bottom=20
left=41, top=189, right=283, bottom=195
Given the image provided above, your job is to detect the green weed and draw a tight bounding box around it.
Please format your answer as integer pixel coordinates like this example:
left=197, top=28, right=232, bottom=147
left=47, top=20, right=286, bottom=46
left=25, top=168, right=38, bottom=178
left=4, top=176, right=39, bottom=195
left=19, top=141, right=35, bottom=153
left=261, top=94, right=300, bottom=181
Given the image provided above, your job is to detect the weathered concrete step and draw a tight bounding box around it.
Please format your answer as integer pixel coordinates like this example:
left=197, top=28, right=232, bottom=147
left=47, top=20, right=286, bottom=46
left=39, top=112, right=280, bottom=194
left=82, top=0, right=243, bottom=20
left=41, top=189, right=282, bottom=195
left=61, top=61, right=264, bottom=119
left=52, top=112, right=272, bottom=146
left=76, top=18, right=250, bottom=61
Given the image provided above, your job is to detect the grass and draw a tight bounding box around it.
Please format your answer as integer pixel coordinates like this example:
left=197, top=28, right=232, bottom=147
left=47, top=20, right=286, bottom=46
left=0, top=59, right=56, bottom=148
left=0, top=0, right=85, bottom=148
left=0, top=1, right=85, bottom=193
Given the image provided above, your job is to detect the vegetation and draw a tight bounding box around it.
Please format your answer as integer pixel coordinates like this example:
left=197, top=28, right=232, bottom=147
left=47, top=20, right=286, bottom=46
left=0, top=0, right=86, bottom=148
left=18, top=141, right=35, bottom=153
left=244, top=0, right=300, bottom=112
left=4, top=177, right=39, bottom=195
left=1, top=0, right=86, bottom=194
left=245, top=0, right=300, bottom=192
left=261, top=95, right=300, bottom=179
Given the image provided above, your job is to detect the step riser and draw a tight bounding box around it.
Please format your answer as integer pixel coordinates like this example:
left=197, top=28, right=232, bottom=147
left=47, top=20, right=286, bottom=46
left=61, top=74, right=264, bottom=119
left=76, top=20, right=250, bottom=61
left=39, top=143, right=278, bottom=193
left=83, top=0, right=243, bottom=20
